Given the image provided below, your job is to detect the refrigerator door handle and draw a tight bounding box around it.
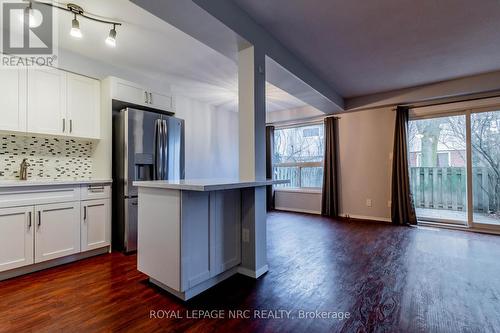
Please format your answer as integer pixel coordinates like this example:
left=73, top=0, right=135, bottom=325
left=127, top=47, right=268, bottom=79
left=159, top=119, right=164, bottom=180
left=162, top=119, right=168, bottom=180
left=154, top=119, right=163, bottom=180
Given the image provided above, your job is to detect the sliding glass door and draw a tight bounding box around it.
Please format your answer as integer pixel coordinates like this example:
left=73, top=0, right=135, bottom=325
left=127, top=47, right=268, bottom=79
left=408, top=108, right=500, bottom=231
left=470, top=110, right=500, bottom=229
left=408, top=114, right=468, bottom=225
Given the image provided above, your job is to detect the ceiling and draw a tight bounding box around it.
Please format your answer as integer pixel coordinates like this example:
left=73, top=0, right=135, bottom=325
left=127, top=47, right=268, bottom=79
left=233, top=0, right=500, bottom=98
left=46, top=0, right=306, bottom=112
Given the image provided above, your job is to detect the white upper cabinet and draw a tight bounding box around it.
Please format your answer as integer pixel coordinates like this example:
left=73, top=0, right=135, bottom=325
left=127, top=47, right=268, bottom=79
left=27, top=67, right=67, bottom=136
left=67, top=73, right=100, bottom=139
left=0, top=66, right=102, bottom=140
left=0, top=68, right=27, bottom=132
left=0, top=206, right=34, bottom=272
left=114, top=79, right=148, bottom=105
left=110, top=77, right=173, bottom=112
left=149, top=90, right=173, bottom=111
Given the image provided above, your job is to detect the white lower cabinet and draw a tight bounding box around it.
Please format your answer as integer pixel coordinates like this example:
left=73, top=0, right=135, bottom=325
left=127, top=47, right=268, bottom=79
left=0, top=206, right=34, bottom=272
left=81, top=199, right=111, bottom=251
left=0, top=183, right=111, bottom=276
left=34, top=202, right=81, bottom=263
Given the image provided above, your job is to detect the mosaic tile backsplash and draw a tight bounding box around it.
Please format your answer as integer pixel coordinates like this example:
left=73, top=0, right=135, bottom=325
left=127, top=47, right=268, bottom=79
left=0, top=135, right=93, bottom=180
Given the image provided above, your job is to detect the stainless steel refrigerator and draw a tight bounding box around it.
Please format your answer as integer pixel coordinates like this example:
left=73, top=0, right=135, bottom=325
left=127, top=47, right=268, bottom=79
left=113, top=107, right=185, bottom=253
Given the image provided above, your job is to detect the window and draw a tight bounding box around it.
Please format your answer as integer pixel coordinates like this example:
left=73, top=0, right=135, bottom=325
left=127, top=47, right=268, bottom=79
left=437, top=152, right=450, bottom=167
left=408, top=109, right=500, bottom=228
left=273, top=123, right=324, bottom=189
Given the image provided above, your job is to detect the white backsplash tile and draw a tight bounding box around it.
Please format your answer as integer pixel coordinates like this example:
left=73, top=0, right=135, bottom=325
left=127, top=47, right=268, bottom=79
left=0, top=134, right=93, bottom=180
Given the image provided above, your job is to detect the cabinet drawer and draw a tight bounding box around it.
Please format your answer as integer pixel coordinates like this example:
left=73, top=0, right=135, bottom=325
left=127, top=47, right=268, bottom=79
left=80, top=184, right=111, bottom=200
left=0, top=186, right=80, bottom=209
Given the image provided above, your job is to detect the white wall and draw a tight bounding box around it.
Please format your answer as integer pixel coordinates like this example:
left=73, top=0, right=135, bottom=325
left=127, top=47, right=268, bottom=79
left=58, top=49, right=239, bottom=180
left=175, top=96, right=238, bottom=179
left=266, top=105, right=324, bottom=124
left=267, top=106, right=395, bottom=221
left=337, top=107, right=394, bottom=222
left=274, top=189, right=322, bottom=214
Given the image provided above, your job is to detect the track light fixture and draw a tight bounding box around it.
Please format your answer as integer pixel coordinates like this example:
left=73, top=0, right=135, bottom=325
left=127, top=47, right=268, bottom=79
left=70, top=13, right=82, bottom=38
left=26, top=1, right=122, bottom=47
left=105, top=24, right=117, bottom=47
left=23, top=2, right=36, bottom=28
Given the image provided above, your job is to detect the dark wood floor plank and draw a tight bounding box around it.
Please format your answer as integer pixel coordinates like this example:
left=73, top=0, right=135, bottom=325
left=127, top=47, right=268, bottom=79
left=1, top=212, right=500, bottom=332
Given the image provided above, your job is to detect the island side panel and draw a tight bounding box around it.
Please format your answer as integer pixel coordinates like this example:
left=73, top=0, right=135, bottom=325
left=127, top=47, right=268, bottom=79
left=180, top=190, right=214, bottom=291
left=214, top=189, right=242, bottom=274
left=137, top=187, right=181, bottom=291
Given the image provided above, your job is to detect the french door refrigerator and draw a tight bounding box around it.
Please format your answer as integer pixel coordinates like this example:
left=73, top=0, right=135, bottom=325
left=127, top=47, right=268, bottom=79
left=113, top=107, right=185, bottom=253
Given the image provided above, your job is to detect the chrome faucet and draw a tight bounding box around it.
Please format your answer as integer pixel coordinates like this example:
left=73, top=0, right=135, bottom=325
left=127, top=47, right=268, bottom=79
left=20, top=158, right=30, bottom=181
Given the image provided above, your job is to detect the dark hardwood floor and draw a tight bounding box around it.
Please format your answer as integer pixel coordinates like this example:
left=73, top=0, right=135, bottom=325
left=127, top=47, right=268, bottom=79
left=1, top=212, right=500, bottom=333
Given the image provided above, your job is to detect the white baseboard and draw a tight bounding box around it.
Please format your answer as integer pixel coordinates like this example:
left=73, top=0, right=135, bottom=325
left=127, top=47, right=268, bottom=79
left=0, top=247, right=109, bottom=281
left=150, top=266, right=239, bottom=301
left=274, top=207, right=321, bottom=215
left=238, top=265, right=269, bottom=279
left=340, top=213, right=391, bottom=223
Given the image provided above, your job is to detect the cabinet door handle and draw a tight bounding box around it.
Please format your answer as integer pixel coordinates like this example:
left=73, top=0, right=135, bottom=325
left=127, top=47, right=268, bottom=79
left=149, top=92, right=153, bottom=104
left=37, top=211, right=41, bottom=227
left=28, top=211, right=32, bottom=229
left=62, top=118, right=66, bottom=132
left=144, top=91, right=149, bottom=104
left=70, top=119, right=73, bottom=133
left=83, top=206, right=87, bottom=221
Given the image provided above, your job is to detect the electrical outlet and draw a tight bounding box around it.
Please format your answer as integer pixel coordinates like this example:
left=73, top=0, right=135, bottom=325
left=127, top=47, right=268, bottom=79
left=242, top=228, right=250, bottom=243
left=366, top=199, right=372, bottom=207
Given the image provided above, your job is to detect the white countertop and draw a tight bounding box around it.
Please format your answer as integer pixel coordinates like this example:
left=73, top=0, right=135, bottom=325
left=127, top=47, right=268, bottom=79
left=0, top=179, right=112, bottom=188
left=133, top=178, right=289, bottom=191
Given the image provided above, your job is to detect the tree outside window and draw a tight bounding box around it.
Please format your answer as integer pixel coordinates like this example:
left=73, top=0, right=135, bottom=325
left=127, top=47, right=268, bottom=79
left=273, top=124, right=324, bottom=188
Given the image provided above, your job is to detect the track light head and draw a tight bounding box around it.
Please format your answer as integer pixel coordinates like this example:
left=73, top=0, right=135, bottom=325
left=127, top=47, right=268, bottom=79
left=70, top=14, right=82, bottom=38
left=105, top=25, right=117, bottom=47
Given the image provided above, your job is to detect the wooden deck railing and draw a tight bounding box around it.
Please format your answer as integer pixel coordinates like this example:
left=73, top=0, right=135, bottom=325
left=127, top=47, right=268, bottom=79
left=273, top=163, right=323, bottom=188
left=410, top=167, right=492, bottom=213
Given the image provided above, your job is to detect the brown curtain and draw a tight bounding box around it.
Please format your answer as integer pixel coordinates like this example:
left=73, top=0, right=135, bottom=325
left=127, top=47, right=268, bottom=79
left=391, top=106, right=417, bottom=225
left=321, top=117, right=339, bottom=217
left=266, top=125, right=275, bottom=211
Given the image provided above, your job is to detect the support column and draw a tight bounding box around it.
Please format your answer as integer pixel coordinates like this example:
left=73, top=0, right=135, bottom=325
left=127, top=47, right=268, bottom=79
left=238, top=45, right=268, bottom=278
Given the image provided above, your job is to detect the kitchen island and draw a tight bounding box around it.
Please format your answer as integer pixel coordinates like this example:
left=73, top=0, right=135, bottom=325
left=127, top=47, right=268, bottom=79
left=133, top=178, right=287, bottom=300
